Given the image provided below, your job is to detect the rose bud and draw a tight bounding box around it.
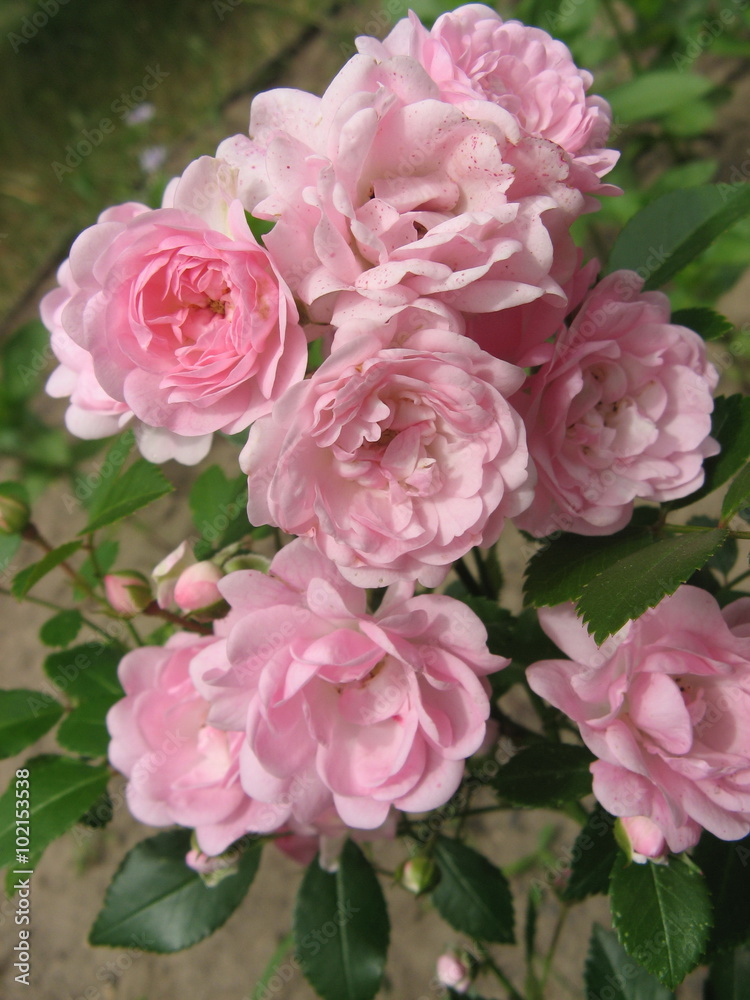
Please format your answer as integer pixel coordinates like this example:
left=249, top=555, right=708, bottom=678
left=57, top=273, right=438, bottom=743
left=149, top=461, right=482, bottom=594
left=436, top=952, right=472, bottom=993
left=173, top=561, right=225, bottom=614
left=104, top=571, right=152, bottom=617
left=397, top=856, right=440, bottom=896
left=0, top=486, right=30, bottom=535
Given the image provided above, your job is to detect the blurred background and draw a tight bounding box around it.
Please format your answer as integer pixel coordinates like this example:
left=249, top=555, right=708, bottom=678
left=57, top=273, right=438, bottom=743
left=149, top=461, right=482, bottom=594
left=1, top=1, right=749, bottom=997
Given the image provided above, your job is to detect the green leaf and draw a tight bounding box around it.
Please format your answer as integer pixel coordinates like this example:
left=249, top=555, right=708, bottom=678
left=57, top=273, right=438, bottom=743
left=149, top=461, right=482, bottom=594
left=11, top=540, right=83, bottom=599
left=0, top=756, right=110, bottom=870
left=610, top=854, right=712, bottom=989
left=56, top=698, right=117, bottom=757
left=188, top=465, right=248, bottom=556
left=607, top=185, right=750, bottom=289
left=0, top=690, right=63, bottom=758
left=704, top=945, right=750, bottom=1000
left=605, top=71, right=712, bottom=123
left=722, top=463, right=750, bottom=524
left=431, top=836, right=514, bottom=943
left=0, top=532, right=21, bottom=574
left=82, top=459, right=173, bottom=534
left=294, top=839, right=389, bottom=1000
left=693, top=832, right=750, bottom=956
left=523, top=521, right=655, bottom=608
left=39, top=609, right=84, bottom=648
left=563, top=805, right=619, bottom=902
left=585, top=924, right=675, bottom=1000
left=493, top=743, right=594, bottom=808
left=90, top=830, right=262, bottom=951
left=577, top=528, right=729, bottom=643
left=671, top=307, right=733, bottom=342
left=1, top=320, right=53, bottom=402
left=671, top=395, right=750, bottom=511
left=458, top=596, right=514, bottom=656
left=77, top=431, right=135, bottom=511
left=43, top=643, right=124, bottom=701
left=244, top=211, right=275, bottom=242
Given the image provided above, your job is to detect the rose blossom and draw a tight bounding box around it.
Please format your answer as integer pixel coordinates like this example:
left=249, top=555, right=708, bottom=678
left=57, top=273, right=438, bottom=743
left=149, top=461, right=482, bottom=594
left=527, top=587, right=750, bottom=853
left=190, top=538, right=506, bottom=829
left=242, top=323, right=533, bottom=587
left=357, top=4, right=618, bottom=186
left=240, top=45, right=586, bottom=324
left=41, top=151, right=307, bottom=464
left=513, top=270, right=719, bottom=537
left=107, top=632, right=290, bottom=855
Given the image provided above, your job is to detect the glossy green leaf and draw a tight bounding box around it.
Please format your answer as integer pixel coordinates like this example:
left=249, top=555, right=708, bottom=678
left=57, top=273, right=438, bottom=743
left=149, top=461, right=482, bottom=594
left=39, top=610, right=84, bottom=648
left=493, top=743, right=594, bottom=808
left=605, top=71, right=712, bottom=123
left=693, top=832, right=750, bottom=956
left=82, top=459, right=173, bottom=533
left=563, top=806, right=619, bottom=902
left=671, top=307, right=733, bottom=341
left=722, top=463, right=750, bottom=524
left=294, top=839, right=389, bottom=1000
left=90, top=830, right=262, bottom=951
left=585, top=924, right=675, bottom=1000
left=607, top=185, right=750, bottom=289
left=671, top=395, right=750, bottom=511
left=432, top=836, right=514, bottom=944
left=577, top=528, right=728, bottom=643
left=188, top=464, right=248, bottom=558
left=0, top=690, right=63, bottom=759
left=11, top=541, right=83, bottom=599
left=610, top=855, right=712, bottom=989
left=0, top=755, right=110, bottom=870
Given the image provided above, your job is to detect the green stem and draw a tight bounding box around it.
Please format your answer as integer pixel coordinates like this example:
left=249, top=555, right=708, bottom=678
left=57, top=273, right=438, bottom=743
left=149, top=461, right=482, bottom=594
left=599, top=0, right=641, bottom=75
left=726, top=567, right=750, bottom=589
left=472, top=547, right=497, bottom=600
left=540, top=904, right=571, bottom=996
left=0, top=587, right=114, bottom=641
left=454, top=556, right=481, bottom=596
left=251, top=931, right=295, bottom=1000
left=477, top=943, right=525, bottom=1000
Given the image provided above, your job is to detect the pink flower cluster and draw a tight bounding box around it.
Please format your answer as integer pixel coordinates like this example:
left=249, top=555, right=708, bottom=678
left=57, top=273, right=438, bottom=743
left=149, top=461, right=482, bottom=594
left=39, top=6, right=726, bottom=859
left=528, top=588, right=750, bottom=857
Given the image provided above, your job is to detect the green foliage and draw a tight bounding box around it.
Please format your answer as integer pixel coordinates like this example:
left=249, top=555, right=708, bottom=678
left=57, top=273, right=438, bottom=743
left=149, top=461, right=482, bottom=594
left=294, top=840, right=390, bottom=1000
left=11, top=541, right=83, bottom=599
left=0, top=690, right=63, bottom=759
left=82, top=458, right=173, bottom=533
left=607, top=185, right=750, bottom=290
left=692, top=832, right=750, bottom=956
left=585, top=924, right=675, bottom=1000
left=493, top=743, right=594, bottom=808
left=671, top=395, right=750, bottom=510
left=610, top=854, right=712, bottom=989
left=90, top=830, right=262, bottom=951
left=563, top=806, right=619, bottom=903
left=704, top=946, right=750, bottom=1000
left=605, top=71, right=712, bottom=124
left=188, top=464, right=249, bottom=558
left=39, top=610, right=84, bottom=648
left=431, top=836, right=515, bottom=943
left=0, top=755, right=110, bottom=871
left=671, top=307, right=734, bottom=341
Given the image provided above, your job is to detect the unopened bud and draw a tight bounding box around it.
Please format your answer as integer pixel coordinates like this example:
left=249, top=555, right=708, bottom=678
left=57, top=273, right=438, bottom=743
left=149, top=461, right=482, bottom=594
left=222, top=553, right=271, bottom=574
left=396, top=856, right=439, bottom=895
left=615, top=816, right=668, bottom=865
left=152, top=540, right=191, bottom=608
left=173, top=561, right=225, bottom=613
left=0, top=486, right=30, bottom=535
left=436, top=951, right=471, bottom=993
left=185, top=846, right=239, bottom=886
left=104, top=571, right=152, bottom=617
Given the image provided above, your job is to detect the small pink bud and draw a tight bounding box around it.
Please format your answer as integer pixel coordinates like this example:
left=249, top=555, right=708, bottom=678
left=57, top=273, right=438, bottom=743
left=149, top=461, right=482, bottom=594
left=185, top=848, right=239, bottom=886
left=0, top=486, right=30, bottom=535
left=173, top=561, right=224, bottom=613
left=616, top=816, right=668, bottom=864
left=104, top=571, right=152, bottom=617
left=436, top=952, right=471, bottom=993
left=151, top=541, right=190, bottom=608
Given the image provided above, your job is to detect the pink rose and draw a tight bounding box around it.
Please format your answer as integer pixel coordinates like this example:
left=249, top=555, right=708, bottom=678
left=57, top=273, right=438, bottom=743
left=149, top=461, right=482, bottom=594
left=242, top=323, right=533, bottom=587
left=357, top=4, right=618, bottom=186
left=242, top=52, right=583, bottom=324
left=191, top=539, right=506, bottom=829
left=41, top=153, right=307, bottom=463
left=173, top=561, right=225, bottom=614
left=514, top=271, right=719, bottom=537
left=107, top=633, right=284, bottom=855
left=619, top=815, right=668, bottom=863
left=527, top=588, right=750, bottom=853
